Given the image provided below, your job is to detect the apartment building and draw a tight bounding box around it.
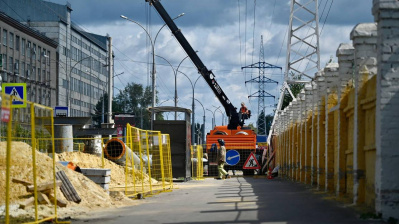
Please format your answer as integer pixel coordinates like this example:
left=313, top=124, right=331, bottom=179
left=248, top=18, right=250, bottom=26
left=0, top=12, right=57, bottom=107
left=0, top=0, right=112, bottom=117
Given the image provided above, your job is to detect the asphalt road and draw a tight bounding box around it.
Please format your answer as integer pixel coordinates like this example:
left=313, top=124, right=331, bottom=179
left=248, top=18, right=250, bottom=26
left=71, top=177, right=384, bottom=224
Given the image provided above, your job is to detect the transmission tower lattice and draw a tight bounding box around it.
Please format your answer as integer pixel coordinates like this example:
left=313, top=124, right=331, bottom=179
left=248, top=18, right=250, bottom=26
left=269, top=0, right=321, bottom=143
left=242, top=36, right=281, bottom=136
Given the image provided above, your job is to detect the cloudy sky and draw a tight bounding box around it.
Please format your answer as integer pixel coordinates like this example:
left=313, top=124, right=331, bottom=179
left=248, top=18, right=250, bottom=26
left=49, top=0, right=374, bottom=133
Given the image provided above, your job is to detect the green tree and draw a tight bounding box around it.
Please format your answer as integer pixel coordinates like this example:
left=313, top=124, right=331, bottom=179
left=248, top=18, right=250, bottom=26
left=265, top=114, right=273, bottom=134
left=247, top=123, right=257, bottom=133
left=255, top=111, right=274, bottom=136
left=93, top=93, right=125, bottom=127
left=93, top=83, right=164, bottom=130
left=282, top=73, right=305, bottom=110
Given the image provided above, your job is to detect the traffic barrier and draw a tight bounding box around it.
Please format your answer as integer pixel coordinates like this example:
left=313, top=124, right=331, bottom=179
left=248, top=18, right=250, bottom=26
left=191, top=144, right=204, bottom=180
left=53, top=126, right=173, bottom=198
left=0, top=94, right=61, bottom=224
left=120, top=125, right=173, bottom=197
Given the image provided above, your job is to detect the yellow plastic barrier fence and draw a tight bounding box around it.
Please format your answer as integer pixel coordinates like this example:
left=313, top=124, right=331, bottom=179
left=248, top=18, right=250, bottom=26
left=191, top=144, right=204, bottom=180
left=102, top=124, right=173, bottom=198
left=0, top=94, right=66, bottom=224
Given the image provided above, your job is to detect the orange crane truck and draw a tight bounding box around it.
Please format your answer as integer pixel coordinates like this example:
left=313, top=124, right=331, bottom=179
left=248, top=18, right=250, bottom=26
left=146, top=0, right=260, bottom=176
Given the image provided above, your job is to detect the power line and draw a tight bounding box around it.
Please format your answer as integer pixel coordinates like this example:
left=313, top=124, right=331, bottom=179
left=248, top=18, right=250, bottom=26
left=320, top=0, right=334, bottom=35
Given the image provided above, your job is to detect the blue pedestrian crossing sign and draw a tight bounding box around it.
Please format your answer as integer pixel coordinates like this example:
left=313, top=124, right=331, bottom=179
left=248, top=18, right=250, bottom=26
left=226, top=150, right=240, bottom=166
left=2, top=83, right=27, bottom=108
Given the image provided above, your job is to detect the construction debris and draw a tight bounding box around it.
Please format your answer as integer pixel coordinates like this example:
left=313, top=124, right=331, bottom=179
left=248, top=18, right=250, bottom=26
left=0, top=141, right=137, bottom=220
left=11, top=178, right=63, bottom=209
left=56, top=170, right=81, bottom=203
left=81, top=168, right=111, bottom=191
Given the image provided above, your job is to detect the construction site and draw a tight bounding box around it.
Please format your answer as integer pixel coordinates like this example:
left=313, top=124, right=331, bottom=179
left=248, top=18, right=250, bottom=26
left=1, top=0, right=399, bottom=223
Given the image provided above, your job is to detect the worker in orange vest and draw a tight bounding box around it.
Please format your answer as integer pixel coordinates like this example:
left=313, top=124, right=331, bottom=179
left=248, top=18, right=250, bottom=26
left=238, top=102, right=249, bottom=125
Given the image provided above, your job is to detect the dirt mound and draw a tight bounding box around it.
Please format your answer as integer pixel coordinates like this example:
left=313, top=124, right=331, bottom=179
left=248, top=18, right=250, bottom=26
left=0, top=142, right=137, bottom=220
left=55, top=151, right=157, bottom=187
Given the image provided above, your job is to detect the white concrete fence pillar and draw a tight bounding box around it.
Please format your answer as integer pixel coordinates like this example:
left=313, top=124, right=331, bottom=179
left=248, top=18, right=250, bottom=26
left=304, top=83, right=313, bottom=184
left=373, top=0, right=399, bottom=220
left=324, top=62, right=339, bottom=192
left=350, top=22, right=378, bottom=205
left=335, top=43, right=355, bottom=197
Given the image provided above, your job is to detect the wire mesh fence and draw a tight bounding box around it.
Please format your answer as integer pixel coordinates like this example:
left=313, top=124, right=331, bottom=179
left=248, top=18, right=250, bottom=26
left=0, top=94, right=62, bottom=224
left=205, top=143, right=261, bottom=177
left=191, top=145, right=204, bottom=180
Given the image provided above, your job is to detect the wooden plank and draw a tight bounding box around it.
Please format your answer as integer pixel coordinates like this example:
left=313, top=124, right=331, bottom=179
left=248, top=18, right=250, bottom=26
left=19, top=197, right=35, bottom=209
left=12, top=178, right=33, bottom=186
left=37, top=192, right=51, bottom=205
left=47, top=194, right=68, bottom=207
left=26, top=180, right=62, bottom=192
left=56, top=170, right=81, bottom=203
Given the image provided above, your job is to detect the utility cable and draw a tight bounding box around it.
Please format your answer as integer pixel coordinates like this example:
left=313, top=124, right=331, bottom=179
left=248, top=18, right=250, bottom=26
left=320, top=0, right=334, bottom=35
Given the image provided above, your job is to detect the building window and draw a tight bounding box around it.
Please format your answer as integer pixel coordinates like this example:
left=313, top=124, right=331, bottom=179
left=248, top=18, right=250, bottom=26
left=32, top=44, right=36, bottom=60
left=27, top=64, right=30, bottom=79
left=27, top=86, right=31, bottom=101
left=15, top=35, right=20, bottom=51
left=2, top=30, right=7, bottom=46
left=27, top=41, right=31, bottom=58
left=9, top=32, right=14, bottom=49
left=63, top=79, right=68, bottom=89
left=21, top=39, right=26, bottom=56
left=32, top=66, right=36, bottom=81
left=2, top=54, right=7, bottom=71
left=15, top=60, right=19, bottom=75
left=38, top=68, right=41, bottom=82
left=47, top=51, right=50, bottom=65
left=38, top=46, right=41, bottom=62
left=42, top=48, right=46, bottom=64
left=9, top=57, right=13, bottom=73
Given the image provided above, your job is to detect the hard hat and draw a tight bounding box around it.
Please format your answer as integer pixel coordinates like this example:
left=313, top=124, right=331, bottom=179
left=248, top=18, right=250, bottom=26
left=217, top=139, right=225, bottom=146
left=210, top=143, right=217, bottom=152
left=241, top=102, right=245, bottom=105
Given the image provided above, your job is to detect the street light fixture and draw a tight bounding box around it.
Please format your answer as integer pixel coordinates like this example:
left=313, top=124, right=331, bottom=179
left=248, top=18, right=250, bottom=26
left=206, top=106, right=220, bottom=128
left=194, top=98, right=205, bottom=144
left=213, top=105, right=225, bottom=126
left=156, top=52, right=196, bottom=120
left=121, top=13, right=184, bottom=130
left=121, top=15, right=156, bottom=130
left=177, top=70, right=201, bottom=145
left=46, top=55, right=92, bottom=115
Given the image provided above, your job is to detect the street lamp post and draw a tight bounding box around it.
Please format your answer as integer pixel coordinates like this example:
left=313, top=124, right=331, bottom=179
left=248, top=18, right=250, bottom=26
left=156, top=53, right=194, bottom=120
left=206, top=109, right=215, bottom=128
left=206, top=106, right=220, bottom=128
left=194, top=98, right=205, bottom=145
left=121, top=13, right=184, bottom=130
left=213, top=106, right=225, bottom=126
left=47, top=55, right=91, bottom=114
left=121, top=15, right=155, bottom=130
left=177, top=71, right=201, bottom=145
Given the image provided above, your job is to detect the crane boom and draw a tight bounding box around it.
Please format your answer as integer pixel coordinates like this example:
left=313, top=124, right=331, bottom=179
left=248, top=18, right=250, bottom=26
left=146, top=0, right=240, bottom=129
